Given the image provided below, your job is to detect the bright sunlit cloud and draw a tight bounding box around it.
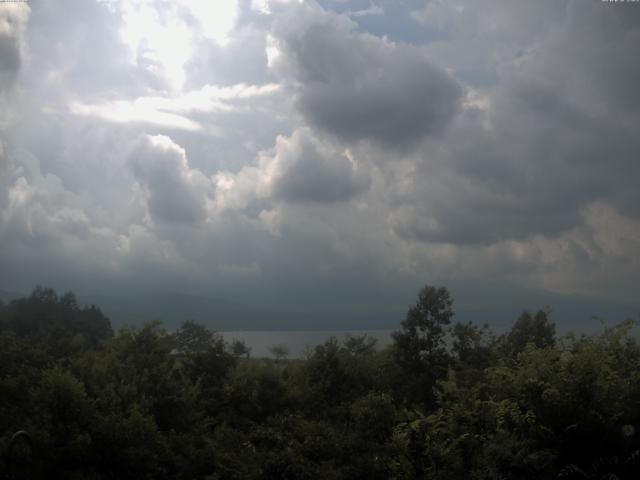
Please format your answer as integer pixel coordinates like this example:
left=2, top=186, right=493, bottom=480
left=70, top=100, right=203, bottom=131
left=178, top=0, right=238, bottom=44
left=69, top=82, right=279, bottom=130
left=98, top=0, right=238, bottom=91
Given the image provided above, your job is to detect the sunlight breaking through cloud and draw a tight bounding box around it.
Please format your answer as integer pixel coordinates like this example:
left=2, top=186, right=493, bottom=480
left=98, top=0, right=239, bottom=91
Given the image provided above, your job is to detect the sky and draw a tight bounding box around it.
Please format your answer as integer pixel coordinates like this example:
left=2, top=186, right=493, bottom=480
left=0, top=0, right=639, bottom=330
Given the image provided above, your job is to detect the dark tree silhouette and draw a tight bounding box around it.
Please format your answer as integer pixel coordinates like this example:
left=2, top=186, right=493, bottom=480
left=392, top=285, right=454, bottom=407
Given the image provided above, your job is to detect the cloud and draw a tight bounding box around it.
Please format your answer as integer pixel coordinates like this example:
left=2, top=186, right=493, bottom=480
left=269, top=129, right=370, bottom=203
left=129, top=134, right=213, bottom=224
left=70, top=101, right=203, bottom=131
left=0, top=141, right=16, bottom=212
left=96, top=0, right=240, bottom=91
left=70, top=82, right=280, bottom=131
left=348, top=3, right=384, bottom=18
left=269, top=2, right=462, bottom=147
left=387, top=0, right=640, bottom=248
left=0, top=4, right=28, bottom=92
left=0, top=3, right=29, bottom=128
left=410, top=0, right=461, bottom=30
left=1, top=0, right=640, bottom=321
left=0, top=142, right=122, bottom=293
left=214, top=128, right=369, bottom=214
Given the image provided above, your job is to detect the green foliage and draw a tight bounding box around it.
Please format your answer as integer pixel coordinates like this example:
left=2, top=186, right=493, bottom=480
left=176, top=320, right=217, bottom=354
left=1, top=286, right=639, bottom=479
left=229, top=339, right=251, bottom=358
left=499, top=308, right=556, bottom=357
left=0, top=286, right=112, bottom=354
left=392, top=285, right=454, bottom=407
left=268, top=344, right=290, bottom=361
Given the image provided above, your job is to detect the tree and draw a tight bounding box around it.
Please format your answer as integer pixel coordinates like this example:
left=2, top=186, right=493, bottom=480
left=175, top=320, right=215, bottom=355
left=1, top=287, right=112, bottom=350
left=343, top=335, right=377, bottom=357
left=451, top=321, right=494, bottom=386
left=268, top=344, right=290, bottom=361
left=392, top=285, right=454, bottom=407
left=173, top=321, right=236, bottom=417
left=501, top=309, right=556, bottom=356
left=230, top=339, right=251, bottom=358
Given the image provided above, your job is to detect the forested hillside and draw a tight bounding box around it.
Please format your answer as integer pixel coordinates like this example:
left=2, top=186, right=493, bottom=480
left=1, top=286, right=639, bottom=479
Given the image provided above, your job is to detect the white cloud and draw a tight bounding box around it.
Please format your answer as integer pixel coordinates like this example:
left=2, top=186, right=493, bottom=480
left=69, top=82, right=280, bottom=131
left=348, top=3, right=384, bottom=18
left=70, top=100, right=203, bottom=131
left=411, top=0, right=463, bottom=30
left=98, top=0, right=239, bottom=91
left=129, top=134, right=214, bottom=224
left=177, top=0, right=238, bottom=45
left=213, top=128, right=370, bottom=212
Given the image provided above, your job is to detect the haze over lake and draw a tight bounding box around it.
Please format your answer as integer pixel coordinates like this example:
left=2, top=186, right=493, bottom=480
left=219, top=330, right=394, bottom=358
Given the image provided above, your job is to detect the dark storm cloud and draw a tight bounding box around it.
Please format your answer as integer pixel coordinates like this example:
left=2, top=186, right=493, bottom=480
left=270, top=130, right=369, bottom=203
left=545, top=1, right=640, bottom=114
left=129, top=135, right=210, bottom=224
left=389, top=0, right=640, bottom=245
left=270, top=2, right=463, bottom=147
left=0, top=32, right=20, bottom=91
left=0, top=141, right=13, bottom=211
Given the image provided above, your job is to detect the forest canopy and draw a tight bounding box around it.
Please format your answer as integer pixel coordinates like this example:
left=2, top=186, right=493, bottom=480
left=1, top=286, right=639, bottom=479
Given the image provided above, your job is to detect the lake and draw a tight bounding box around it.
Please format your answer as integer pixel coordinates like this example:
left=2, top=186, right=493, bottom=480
left=220, top=329, right=394, bottom=358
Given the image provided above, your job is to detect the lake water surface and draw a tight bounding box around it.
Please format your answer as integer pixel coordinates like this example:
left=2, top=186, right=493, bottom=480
left=220, top=330, right=394, bottom=358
